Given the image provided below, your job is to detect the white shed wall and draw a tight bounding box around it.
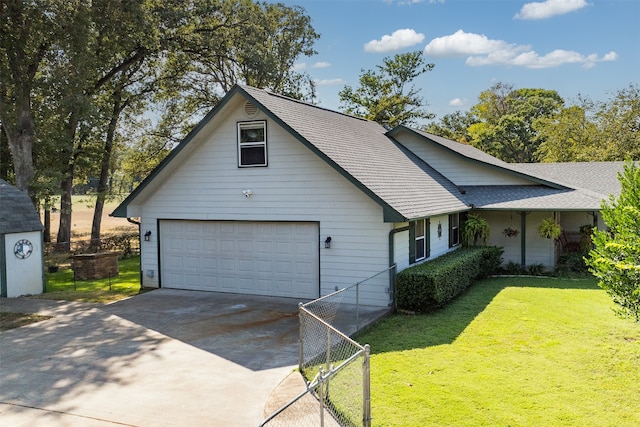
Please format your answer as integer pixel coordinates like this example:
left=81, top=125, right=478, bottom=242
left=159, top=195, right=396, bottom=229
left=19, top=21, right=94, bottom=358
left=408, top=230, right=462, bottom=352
left=136, top=108, right=393, bottom=306
left=4, top=231, right=44, bottom=297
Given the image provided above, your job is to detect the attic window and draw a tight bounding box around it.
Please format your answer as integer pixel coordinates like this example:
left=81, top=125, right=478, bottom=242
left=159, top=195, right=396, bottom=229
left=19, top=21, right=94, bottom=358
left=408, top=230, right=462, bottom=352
left=238, top=121, right=267, bottom=167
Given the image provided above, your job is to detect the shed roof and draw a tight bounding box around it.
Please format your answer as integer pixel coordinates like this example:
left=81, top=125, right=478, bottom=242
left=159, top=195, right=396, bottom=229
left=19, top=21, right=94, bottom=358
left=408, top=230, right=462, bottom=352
left=0, top=179, right=43, bottom=234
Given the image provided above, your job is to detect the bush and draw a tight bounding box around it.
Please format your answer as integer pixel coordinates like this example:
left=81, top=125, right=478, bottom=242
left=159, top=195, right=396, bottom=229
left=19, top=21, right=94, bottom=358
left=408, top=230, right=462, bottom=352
left=396, top=246, right=503, bottom=313
left=502, top=261, right=525, bottom=275
left=555, top=251, right=591, bottom=277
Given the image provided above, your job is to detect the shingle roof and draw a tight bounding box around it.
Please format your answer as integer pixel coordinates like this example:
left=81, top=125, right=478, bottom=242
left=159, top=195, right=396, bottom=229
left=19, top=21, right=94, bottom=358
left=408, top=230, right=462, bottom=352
left=461, top=162, right=625, bottom=211
left=463, top=185, right=606, bottom=211
left=112, top=84, right=625, bottom=220
left=513, top=162, right=624, bottom=199
left=240, top=86, right=469, bottom=220
left=0, top=179, right=43, bottom=234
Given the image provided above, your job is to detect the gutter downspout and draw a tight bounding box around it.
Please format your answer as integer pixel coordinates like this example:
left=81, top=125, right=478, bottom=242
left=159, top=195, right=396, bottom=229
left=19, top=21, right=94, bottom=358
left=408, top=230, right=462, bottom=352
left=127, top=217, right=143, bottom=291
left=389, top=225, right=409, bottom=309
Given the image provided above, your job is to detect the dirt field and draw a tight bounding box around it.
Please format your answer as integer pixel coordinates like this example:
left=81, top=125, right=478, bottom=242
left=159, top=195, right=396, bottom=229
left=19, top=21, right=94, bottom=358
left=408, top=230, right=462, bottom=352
left=47, top=195, right=136, bottom=239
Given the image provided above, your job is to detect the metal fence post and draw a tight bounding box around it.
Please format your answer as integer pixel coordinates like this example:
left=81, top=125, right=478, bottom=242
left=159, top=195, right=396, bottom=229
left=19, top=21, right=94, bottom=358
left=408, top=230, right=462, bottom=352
left=356, top=281, right=360, bottom=331
left=363, top=344, right=371, bottom=427
left=298, top=302, right=304, bottom=373
left=319, top=366, right=325, bottom=426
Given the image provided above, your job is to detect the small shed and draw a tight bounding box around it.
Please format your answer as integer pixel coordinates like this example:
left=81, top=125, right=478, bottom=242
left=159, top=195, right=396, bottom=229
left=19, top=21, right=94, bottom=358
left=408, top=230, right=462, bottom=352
left=0, top=179, right=45, bottom=297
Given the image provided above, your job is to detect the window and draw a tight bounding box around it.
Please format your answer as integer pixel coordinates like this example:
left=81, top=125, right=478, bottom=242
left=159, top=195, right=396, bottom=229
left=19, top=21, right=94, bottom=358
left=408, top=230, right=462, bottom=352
left=410, top=219, right=430, bottom=264
left=415, top=219, right=426, bottom=261
left=238, top=121, right=267, bottom=167
left=449, top=213, right=460, bottom=247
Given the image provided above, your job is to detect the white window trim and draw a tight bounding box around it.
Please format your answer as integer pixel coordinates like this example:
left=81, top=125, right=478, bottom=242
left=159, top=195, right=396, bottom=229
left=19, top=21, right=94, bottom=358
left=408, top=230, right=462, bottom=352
left=237, top=120, right=267, bottom=167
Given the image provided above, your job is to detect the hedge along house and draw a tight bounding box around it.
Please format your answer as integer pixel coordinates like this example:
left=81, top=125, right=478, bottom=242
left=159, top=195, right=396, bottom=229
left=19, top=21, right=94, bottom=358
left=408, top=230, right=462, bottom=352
left=112, top=85, right=623, bottom=307
left=0, top=179, right=45, bottom=297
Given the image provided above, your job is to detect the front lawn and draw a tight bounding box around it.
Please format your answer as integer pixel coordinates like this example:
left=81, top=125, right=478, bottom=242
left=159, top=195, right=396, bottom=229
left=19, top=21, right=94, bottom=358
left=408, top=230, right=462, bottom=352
left=357, top=277, right=640, bottom=426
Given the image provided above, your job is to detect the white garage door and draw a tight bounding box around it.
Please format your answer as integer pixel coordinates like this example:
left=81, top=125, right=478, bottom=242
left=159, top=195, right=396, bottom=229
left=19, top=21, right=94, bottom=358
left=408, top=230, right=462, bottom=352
left=160, top=220, right=319, bottom=299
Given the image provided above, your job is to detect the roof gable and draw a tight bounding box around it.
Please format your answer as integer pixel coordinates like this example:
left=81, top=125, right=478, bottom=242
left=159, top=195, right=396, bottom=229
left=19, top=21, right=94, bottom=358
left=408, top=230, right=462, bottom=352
left=113, top=85, right=469, bottom=221
left=388, top=126, right=569, bottom=189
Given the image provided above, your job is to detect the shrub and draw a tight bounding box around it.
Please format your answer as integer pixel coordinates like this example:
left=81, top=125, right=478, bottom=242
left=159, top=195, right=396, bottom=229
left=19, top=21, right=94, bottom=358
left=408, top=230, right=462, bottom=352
left=555, top=252, right=590, bottom=277
left=527, top=263, right=547, bottom=276
left=396, top=246, right=503, bottom=313
left=502, top=261, right=525, bottom=275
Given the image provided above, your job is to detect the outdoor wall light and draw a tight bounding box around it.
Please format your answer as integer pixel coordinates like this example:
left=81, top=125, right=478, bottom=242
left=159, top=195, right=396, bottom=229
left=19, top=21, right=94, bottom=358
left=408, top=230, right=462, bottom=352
left=437, top=222, right=442, bottom=239
left=144, top=230, right=152, bottom=241
left=242, top=189, right=253, bottom=198
left=324, top=236, right=332, bottom=249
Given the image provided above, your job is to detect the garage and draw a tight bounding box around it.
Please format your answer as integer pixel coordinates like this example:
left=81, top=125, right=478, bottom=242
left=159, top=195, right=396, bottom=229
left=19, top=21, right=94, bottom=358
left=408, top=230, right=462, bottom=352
left=159, top=220, right=319, bottom=299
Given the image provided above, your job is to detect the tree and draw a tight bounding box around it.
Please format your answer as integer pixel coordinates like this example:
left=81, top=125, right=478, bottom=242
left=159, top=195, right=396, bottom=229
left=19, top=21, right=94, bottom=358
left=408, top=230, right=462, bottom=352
left=0, top=0, right=63, bottom=195
left=535, top=103, right=599, bottom=162
left=423, top=110, right=478, bottom=143
left=593, top=84, right=640, bottom=161
left=536, top=85, right=640, bottom=162
left=586, top=161, right=640, bottom=321
left=467, top=83, right=564, bottom=162
left=339, top=51, right=434, bottom=127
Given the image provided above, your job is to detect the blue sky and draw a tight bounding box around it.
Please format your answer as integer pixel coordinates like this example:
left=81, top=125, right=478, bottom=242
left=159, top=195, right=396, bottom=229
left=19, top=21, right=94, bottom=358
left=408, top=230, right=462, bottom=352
left=269, top=0, right=639, bottom=122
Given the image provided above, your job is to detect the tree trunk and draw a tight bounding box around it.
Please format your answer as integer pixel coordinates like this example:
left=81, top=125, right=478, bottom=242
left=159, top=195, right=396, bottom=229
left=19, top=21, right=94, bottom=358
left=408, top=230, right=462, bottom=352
left=3, top=106, right=35, bottom=196
left=55, top=115, right=79, bottom=253
left=90, top=94, right=122, bottom=252
left=56, top=174, right=73, bottom=252
left=44, top=207, right=51, bottom=243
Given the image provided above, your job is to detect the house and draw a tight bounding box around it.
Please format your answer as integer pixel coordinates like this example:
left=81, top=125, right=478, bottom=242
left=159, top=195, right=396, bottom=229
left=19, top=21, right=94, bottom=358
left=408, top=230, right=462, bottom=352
left=0, top=179, right=45, bottom=297
left=112, top=85, right=623, bottom=307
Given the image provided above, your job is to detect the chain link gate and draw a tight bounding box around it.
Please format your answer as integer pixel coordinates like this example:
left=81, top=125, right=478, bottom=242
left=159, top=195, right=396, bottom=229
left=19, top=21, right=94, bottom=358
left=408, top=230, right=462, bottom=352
left=261, top=265, right=395, bottom=426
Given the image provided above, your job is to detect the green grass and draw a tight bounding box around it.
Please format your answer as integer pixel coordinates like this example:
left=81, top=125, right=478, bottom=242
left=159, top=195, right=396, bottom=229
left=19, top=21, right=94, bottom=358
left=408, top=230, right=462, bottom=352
left=36, top=256, right=145, bottom=304
left=357, top=277, right=640, bottom=426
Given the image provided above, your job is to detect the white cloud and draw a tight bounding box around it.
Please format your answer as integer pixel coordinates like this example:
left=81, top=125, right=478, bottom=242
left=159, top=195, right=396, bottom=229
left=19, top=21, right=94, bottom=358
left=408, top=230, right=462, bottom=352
left=515, top=0, right=589, bottom=20
left=292, top=62, right=307, bottom=72
left=449, top=98, right=465, bottom=107
left=364, top=28, right=425, bottom=53
left=311, top=61, right=331, bottom=69
left=425, top=29, right=617, bottom=69
left=314, top=78, right=346, bottom=86
left=424, top=30, right=520, bottom=57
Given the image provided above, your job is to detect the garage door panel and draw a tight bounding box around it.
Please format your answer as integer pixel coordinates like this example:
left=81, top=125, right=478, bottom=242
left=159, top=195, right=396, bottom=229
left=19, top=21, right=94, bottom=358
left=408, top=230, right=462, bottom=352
left=160, top=220, right=319, bottom=299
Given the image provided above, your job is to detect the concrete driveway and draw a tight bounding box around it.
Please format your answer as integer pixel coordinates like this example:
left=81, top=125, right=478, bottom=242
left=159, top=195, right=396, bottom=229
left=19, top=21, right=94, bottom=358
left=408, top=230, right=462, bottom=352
left=0, top=289, right=303, bottom=426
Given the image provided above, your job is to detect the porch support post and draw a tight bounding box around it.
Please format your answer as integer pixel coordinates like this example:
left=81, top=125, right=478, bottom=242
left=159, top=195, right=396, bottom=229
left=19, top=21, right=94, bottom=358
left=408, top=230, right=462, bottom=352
left=517, top=211, right=530, bottom=268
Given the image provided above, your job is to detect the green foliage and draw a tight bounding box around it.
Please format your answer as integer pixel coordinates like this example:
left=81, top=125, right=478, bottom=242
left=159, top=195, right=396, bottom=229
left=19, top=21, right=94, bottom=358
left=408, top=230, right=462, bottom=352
left=423, top=110, right=478, bottom=143
left=339, top=51, right=434, bottom=127
left=537, top=217, right=562, bottom=239
left=586, top=160, right=640, bottom=320
left=503, top=260, right=525, bottom=275
left=555, top=252, right=591, bottom=277
left=527, top=263, right=547, bottom=276
left=537, top=84, right=640, bottom=162
left=468, top=83, right=564, bottom=163
left=396, top=246, right=502, bottom=313
left=462, top=213, right=489, bottom=246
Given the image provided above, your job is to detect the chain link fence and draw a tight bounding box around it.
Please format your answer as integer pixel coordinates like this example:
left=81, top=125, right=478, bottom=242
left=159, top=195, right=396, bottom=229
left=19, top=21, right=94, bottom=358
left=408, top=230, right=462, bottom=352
left=261, top=265, right=395, bottom=427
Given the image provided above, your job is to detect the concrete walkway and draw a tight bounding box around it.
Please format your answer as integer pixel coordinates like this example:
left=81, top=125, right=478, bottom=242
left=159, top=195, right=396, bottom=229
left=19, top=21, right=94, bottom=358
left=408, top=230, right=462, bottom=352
left=0, top=291, right=303, bottom=426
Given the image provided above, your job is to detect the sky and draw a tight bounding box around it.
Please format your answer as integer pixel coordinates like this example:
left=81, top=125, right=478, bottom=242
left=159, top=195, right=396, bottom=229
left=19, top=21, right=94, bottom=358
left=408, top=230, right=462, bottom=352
left=267, top=0, right=639, bottom=122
